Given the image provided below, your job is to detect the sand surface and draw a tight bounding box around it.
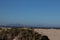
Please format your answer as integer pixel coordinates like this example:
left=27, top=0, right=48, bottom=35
left=34, top=29, right=60, bottom=40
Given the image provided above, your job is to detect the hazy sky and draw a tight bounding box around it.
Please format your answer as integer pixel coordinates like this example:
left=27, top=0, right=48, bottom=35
left=0, top=0, right=60, bottom=25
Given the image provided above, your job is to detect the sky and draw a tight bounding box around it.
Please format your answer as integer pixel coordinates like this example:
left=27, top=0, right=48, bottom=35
left=0, top=0, right=60, bottom=26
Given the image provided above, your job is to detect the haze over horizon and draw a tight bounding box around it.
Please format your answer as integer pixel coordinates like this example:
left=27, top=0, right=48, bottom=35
left=0, top=0, right=60, bottom=26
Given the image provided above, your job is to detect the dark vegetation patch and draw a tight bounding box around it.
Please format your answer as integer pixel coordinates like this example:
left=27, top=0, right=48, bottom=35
left=0, top=28, right=50, bottom=40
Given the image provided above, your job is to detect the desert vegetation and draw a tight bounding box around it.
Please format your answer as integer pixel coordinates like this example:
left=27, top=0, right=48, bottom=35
left=0, top=28, right=49, bottom=40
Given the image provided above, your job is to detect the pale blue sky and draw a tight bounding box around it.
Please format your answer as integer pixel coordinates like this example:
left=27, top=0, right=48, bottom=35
left=0, top=0, right=60, bottom=26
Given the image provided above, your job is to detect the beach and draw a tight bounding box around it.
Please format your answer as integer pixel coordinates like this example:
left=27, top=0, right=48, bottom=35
left=34, top=29, right=60, bottom=40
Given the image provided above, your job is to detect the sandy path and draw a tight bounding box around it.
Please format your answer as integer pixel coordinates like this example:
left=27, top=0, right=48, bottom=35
left=34, top=29, right=60, bottom=40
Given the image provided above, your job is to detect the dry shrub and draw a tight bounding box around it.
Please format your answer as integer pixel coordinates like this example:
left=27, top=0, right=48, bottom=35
left=0, top=28, right=49, bottom=40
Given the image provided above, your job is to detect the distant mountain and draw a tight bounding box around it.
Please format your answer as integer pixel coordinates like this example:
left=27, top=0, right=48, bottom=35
left=7, top=24, right=23, bottom=26
left=0, top=24, right=60, bottom=29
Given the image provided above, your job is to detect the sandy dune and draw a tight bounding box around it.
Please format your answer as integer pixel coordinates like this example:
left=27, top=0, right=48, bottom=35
left=34, top=29, right=60, bottom=40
